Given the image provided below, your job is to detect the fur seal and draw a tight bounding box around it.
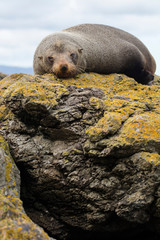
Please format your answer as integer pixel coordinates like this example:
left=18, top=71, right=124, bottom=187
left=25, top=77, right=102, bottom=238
left=33, top=24, right=156, bottom=84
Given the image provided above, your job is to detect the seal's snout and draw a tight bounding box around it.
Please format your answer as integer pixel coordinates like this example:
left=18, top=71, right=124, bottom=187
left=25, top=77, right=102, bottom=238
left=60, top=64, right=68, bottom=72
left=53, top=60, right=77, bottom=78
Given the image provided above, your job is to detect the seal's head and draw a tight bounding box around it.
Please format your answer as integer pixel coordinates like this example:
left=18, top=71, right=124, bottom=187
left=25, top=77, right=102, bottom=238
left=38, top=40, right=85, bottom=78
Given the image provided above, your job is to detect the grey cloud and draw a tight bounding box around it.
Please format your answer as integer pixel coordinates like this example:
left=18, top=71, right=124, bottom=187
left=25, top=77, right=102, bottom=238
left=81, top=0, right=160, bottom=15
left=0, top=0, right=66, bottom=29
left=1, top=0, right=160, bottom=30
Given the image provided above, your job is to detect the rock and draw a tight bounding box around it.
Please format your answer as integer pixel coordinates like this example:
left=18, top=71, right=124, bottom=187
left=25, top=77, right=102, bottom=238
left=0, top=135, right=55, bottom=239
left=1, top=72, right=160, bottom=239
left=0, top=72, right=7, bottom=80
left=0, top=135, right=20, bottom=198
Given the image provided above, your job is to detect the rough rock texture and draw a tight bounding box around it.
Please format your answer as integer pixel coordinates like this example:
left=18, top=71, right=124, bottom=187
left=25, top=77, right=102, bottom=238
left=1, top=72, right=160, bottom=239
left=0, top=135, right=54, bottom=240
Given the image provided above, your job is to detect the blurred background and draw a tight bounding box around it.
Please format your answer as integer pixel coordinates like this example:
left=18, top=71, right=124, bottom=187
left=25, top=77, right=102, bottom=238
left=0, top=0, right=160, bottom=74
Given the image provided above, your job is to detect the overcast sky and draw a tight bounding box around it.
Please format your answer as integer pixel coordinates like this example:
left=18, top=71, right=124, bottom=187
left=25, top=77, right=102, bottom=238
left=0, top=0, right=160, bottom=74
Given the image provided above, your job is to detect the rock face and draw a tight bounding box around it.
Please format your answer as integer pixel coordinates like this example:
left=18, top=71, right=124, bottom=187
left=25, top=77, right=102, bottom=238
left=0, top=136, right=54, bottom=240
left=1, top=72, right=160, bottom=239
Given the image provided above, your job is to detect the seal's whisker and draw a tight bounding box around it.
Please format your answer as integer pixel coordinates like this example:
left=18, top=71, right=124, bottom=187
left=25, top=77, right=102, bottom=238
left=76, top=65, right=85, bottom=74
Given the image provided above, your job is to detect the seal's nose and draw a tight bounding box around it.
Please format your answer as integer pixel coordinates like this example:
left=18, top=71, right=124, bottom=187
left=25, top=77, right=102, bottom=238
left=60, top=64, right=68, bottom=72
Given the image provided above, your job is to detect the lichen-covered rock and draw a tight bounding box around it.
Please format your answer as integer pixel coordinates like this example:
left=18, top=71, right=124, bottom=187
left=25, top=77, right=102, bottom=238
left=0, top=135, right=20, bottom=197
left=0, top=135, right=55, bottom=240
left=1, top=72, right=160, bottom=239
left=0, top=72, right=7, bottom=80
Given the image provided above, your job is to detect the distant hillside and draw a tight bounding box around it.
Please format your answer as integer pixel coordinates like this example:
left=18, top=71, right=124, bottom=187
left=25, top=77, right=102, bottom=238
left=0, top=65, right=33, bottom=75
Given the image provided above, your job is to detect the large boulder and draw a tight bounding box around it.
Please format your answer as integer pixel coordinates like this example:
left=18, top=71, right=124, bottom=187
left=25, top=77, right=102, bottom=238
left=1, top=72, right=160, bottom=239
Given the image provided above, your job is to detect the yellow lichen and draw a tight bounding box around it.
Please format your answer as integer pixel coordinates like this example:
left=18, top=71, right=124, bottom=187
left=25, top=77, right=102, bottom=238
left=1, top=72, right=160, bottom=161
left=0, top=136, right=19, bottom=197
left=120, top=112, right=160, bottom=144
left=94, top=112, right=160, bottom=158
left=138, top=152, right=160, bottom=165
left=86, top=112, right=127, bottom=142
left=89, top=97, right=104, bottom=110
left=5, top=157, right=13, bottom=185
left=0, top=136, right=10, bottom=154
left=0, top=74, right=69, bottom=108
left=0, top=194, right=51, bottom=239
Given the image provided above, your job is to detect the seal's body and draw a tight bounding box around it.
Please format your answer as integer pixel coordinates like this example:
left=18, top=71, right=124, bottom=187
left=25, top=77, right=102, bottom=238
left=33, top=24, right=156, bottom=84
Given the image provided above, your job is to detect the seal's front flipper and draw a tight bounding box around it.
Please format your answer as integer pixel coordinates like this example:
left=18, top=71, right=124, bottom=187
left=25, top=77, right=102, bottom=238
left=136, top=69, right=154, bottom=85
left=142, top=69, right=154, bottom=85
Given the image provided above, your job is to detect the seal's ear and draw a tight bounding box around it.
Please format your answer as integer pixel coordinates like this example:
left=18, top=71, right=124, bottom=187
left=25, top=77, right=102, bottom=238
left=38, top=56, right=43, bottom=60
left=78, top=48, right=83, bottom=53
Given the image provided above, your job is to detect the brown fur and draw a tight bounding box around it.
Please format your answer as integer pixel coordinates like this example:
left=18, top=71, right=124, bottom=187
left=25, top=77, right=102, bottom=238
left=33, top=24, right=156, bottom=84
